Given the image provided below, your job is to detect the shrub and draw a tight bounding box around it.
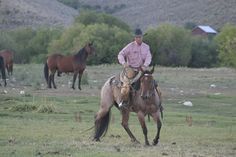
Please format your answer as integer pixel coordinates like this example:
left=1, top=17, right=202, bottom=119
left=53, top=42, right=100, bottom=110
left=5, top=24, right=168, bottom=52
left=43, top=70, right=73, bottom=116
left=10, top=103, right=37, bottom=112
left=214, top=24, right=236, bottom=68
left=48, top=22, right=131, bottom=64
left=145, top=24, right=192, bottom=66
left=188, top=36, right=219, bottom=68
left=36, top=104, right=57, bottom=113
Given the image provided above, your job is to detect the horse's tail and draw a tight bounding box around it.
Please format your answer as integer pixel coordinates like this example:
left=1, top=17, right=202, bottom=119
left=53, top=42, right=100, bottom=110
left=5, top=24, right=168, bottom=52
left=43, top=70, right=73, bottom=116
left=0, top=56, right=6, bottom=86
left=44, top=62, right=49, bottom=83
left=94, top=109, right=111, bottom=141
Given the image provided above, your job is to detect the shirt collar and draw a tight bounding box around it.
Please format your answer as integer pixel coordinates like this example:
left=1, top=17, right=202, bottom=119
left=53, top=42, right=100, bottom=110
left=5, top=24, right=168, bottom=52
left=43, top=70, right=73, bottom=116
left=134, top=41, right=142, bottom=46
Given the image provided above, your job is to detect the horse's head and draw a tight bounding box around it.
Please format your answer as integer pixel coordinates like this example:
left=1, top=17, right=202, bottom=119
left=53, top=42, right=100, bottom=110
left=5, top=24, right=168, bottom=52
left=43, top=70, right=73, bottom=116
left=140, top=66, right=155, bottom=100
left=85, top=42, right=95, bottom=55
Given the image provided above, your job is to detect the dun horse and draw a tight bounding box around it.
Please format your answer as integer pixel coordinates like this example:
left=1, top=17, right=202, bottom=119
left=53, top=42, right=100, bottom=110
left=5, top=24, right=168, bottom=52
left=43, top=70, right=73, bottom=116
left=44, top=43, right=94, bottom=89
left=0, top=56, right=7, bottom=86
left=94, top=66, right=162, bottom=145
left=0, top=49, right=14, bottom=76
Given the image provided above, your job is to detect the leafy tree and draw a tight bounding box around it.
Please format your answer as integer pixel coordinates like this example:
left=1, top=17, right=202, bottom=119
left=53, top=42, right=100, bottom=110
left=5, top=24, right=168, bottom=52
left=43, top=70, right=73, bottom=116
left=144, top=24, right=192, bottom=66
left=215, top=24, right=236, bottom=68
left=184, top=22, right=197, bottom=30
left=5, top=27, right=62, bottom=63
left=0, top=30, right=17, bottom=51
left=48, top=23, right=132, bottom=64
left=49, top=12, right=132, bottom=64
left=188, top=36, right=219, bottom=68
left=29, top=28, right=62, bottom=63
left=48, top=23, right=86, bottom=54
left=74, top=11, right=130, bottom=32
left=8, top=28, right=36, bottom=63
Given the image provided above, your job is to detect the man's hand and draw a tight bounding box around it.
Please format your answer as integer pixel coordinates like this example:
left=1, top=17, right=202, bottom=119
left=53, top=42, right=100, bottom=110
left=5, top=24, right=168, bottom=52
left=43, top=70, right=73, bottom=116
left=141, top=65, right=147, bottom=71
left=123, top=63, right=129, bottom=68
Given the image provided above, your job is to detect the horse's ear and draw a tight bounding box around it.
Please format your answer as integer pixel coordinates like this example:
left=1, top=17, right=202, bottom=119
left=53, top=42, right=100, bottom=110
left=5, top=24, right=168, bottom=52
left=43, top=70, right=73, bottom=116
left=89, top=41, right=93, bottom=46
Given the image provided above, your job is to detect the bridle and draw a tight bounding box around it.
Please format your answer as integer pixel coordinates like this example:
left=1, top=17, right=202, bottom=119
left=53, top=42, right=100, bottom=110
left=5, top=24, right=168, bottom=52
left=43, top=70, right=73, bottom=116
left=140, top=73, right=156, bottom=99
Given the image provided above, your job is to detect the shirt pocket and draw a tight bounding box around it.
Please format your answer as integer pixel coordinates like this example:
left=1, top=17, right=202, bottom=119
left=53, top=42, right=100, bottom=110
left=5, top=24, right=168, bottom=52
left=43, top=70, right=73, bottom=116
left=130, top=51, right=140, bottom=59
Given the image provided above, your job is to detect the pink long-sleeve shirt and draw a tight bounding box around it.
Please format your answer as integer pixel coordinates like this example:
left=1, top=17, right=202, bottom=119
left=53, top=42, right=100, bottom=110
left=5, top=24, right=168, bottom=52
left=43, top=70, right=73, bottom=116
left=118, top=41, right=152, bottom=68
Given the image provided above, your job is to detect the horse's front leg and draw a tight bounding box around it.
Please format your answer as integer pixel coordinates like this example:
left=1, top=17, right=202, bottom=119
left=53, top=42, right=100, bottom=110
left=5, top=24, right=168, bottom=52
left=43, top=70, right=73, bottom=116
left=48, top=70, right=55, bottom=88
left=151, top=111, right=162, bottom=145
left=121, top=109, right=140, bottom=144
left=51, top=73, right=57, bottom=89
left=9, top=64, right=13, bottom=76
left=4, top=79, right=6, bottom=87
left=48, top=73, right=52, bottom=88
left=137, top=111, right=149, bottom=145
left=78, top=71, right=83, bottom=90
left=72, top=72, right=78, bottom=89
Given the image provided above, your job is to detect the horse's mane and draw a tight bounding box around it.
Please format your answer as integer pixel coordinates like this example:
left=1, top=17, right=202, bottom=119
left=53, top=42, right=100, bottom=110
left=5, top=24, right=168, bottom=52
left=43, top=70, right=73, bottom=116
left=74, top=47, right=88, bottom=63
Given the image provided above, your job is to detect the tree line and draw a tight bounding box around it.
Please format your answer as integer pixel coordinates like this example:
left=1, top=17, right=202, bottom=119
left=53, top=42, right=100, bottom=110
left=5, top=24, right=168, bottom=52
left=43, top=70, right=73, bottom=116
left=0, top=11, right=235, bottom=68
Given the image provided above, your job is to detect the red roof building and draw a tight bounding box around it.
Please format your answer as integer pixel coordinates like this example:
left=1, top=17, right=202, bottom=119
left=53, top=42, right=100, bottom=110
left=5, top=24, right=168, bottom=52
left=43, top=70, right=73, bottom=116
left=192, top=25, right=217, bottom=36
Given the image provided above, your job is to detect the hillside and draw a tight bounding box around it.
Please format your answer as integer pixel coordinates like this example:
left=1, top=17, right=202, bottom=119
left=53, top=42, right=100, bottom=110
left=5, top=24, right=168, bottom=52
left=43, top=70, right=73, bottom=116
left=80, top=0, right=236, bottom=30
left=0, top=0, right=78, bottom=29
left=0, top=0, right=236, bottom=30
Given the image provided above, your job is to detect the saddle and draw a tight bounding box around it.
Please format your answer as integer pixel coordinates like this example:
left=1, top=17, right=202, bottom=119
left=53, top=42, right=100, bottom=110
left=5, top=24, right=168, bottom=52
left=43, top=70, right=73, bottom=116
left=110, top=66, right=142, bottom=89
left=109, top=74, right=141, bottom=91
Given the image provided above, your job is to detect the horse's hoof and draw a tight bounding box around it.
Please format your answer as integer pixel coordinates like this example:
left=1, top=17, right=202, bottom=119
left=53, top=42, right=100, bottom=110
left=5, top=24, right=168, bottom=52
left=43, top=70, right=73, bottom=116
left=72, top=86, right=75, bottom=90
left=152, top=139, right=159, bottom=145
left=93, top=138, right=100, bottom=142
left=131, top=139, right=140, bottom=144
left=145, top=141, right=150, bottom=146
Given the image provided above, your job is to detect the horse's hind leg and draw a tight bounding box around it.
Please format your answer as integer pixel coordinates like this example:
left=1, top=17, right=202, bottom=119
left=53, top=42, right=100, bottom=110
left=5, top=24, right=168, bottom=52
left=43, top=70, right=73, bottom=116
left=137, top=111, right=149, bottom=145
left=121, top=110, right=140, bottom=144
left=151, top=111, right=162, bottom=145
left=9, top=63, right=13, bottom=75
left=6, top=66, right=10, bottom=76
left=48, top=70, right=56, bottom=89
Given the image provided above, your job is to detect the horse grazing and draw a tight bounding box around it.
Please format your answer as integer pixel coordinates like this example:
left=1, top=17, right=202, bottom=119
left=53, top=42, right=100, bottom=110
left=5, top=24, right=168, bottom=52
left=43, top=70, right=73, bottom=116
left=0, top=56, right=7, bottom=86
left=0, top=49, right=14, bottom=76
left=94, top=66, right=162, bottom=145
left=44, top=43, right=94, bottom=89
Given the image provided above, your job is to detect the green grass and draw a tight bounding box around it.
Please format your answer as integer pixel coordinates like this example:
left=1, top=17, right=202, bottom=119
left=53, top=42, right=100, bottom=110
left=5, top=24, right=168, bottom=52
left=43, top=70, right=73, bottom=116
left=0, top=64, right=236, bottom=157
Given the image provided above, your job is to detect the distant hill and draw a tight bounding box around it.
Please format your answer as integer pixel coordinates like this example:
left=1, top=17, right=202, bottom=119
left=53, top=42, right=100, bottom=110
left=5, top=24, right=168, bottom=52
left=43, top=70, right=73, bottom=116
left=0, top=0, right=78, bottom=29
left=79, top=0, right=236, bottom=30
left=0, top=0, right=236, bottom=31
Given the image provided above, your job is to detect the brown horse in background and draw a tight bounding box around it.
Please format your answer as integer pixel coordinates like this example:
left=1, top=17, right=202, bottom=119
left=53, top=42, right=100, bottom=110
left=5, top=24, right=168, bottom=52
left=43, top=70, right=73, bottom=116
left=44, top=43, right=94, bottom=89
left=0, top=49, right=14, bottom=76
left=0, top=56, right=6, bottom=86
left=94, top=66, right=162, bottom=145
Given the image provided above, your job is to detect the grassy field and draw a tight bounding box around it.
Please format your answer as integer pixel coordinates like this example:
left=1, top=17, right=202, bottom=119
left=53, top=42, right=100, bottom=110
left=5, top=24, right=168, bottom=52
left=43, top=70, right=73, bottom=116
left=0, top=64, right=236, bottom=157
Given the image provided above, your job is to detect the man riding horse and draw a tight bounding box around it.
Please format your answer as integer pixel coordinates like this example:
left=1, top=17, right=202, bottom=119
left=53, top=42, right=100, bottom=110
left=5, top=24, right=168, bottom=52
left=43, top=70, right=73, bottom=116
left=118, top=28, right=162, bottom=109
